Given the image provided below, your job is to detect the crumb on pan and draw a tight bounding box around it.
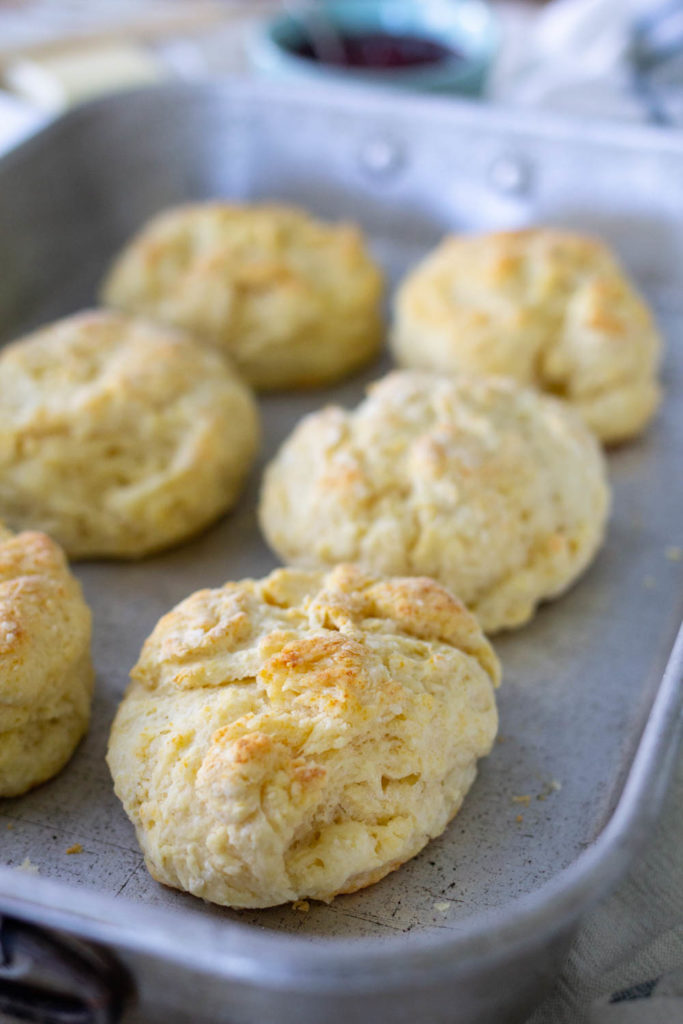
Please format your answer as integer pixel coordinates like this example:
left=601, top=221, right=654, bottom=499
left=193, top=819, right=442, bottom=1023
left=537, top=779, right=562, bottom=801
left=66, top=843, right=83, bottom=855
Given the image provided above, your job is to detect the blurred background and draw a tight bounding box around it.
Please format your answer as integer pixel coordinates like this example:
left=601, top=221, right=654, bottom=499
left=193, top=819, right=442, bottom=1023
left=0, top=0, right=682, bottom=157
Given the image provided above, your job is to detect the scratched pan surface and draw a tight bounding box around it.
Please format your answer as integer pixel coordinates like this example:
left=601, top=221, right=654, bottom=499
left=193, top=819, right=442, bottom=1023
left=0, top=82, right=681, bottom=1023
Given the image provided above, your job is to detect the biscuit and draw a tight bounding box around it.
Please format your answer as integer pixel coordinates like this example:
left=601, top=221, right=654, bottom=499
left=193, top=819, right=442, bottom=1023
left=107, top=564, right=500, bottom=908
left=101, top=202, right=384, bottom=391
left=0, top=310, right=259, bottom=559
left=391, top=229, right=662, bottom=443
left=259, top=371, right=610, bottom=632
left=0, top=527, right=93, bottom=797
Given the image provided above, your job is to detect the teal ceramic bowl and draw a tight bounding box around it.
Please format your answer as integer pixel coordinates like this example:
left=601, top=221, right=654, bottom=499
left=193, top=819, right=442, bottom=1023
left=248, top=0, right=499, bottom=96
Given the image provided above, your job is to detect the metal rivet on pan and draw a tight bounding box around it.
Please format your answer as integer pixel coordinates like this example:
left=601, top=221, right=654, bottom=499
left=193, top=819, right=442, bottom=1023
left=488, top=154, right=533, bottom=197
left=359, top=136, right=404, bottom=178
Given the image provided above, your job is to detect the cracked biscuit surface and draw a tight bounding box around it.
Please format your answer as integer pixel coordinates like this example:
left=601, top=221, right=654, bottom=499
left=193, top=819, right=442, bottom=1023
left=260, top=371, right=610, bottom=632
left=107, top=564, right=500, bottom=908
left=391, top=229, right=662, bottom=443
left=0, top=526, right=93, bottom=797
left=0, top=310, right=259, bottom=559
left=101, top=202, right=384, bottom=390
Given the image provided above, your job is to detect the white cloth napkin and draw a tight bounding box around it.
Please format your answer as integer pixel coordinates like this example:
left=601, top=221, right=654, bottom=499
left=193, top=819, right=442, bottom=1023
left=0, top=91, right=46, bottom=156
left=491, top=0, right=683, bottom=124
left=528, top=746, right=683, bottom=1023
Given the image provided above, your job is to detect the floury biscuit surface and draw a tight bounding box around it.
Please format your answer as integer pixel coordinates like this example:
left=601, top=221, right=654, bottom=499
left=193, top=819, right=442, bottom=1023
left=0, top=310, right=259, bottom=559
left=101, top=202, right=384, bottom=390
left=107, top=565, right=500, bottom=908
left=391, top=229, right=662, bottom=443
left=0, top=526, right=93, bottom=797
left=260, top=371, right=610, bottom=632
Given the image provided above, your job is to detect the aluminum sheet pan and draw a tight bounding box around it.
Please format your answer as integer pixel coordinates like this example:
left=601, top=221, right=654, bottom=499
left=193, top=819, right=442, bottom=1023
left=0, top=81, right=681, bottom=1022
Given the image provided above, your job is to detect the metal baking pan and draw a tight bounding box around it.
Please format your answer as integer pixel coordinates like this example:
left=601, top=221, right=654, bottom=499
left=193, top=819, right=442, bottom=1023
left=0, top=80, right=681, bottom=1024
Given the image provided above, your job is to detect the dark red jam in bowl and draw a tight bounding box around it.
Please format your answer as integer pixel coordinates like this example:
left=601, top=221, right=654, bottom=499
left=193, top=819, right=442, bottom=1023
left=291, top=32, right=460, bottom=70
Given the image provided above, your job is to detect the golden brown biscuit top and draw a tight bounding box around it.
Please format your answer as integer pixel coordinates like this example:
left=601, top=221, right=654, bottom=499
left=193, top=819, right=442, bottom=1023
left=419, top=229, right=653, bottom=322
left=111, top=564, right=500, bottom=905
left=393, top=228, right=662, bottom=433
left=268, top=369, right=600, bottom=503
left=259, top=369, right=610, bottom=631
left=0, top=528, right=90, bottom=715
left=133, top=563, right=501, bottom=699
left=0, top=308, right=257, bottom=499
left=102, top=202, right=381, bottom=313
left=0, top=308, right=260, bottom=559
left=0, top=309, right=243, bottom=418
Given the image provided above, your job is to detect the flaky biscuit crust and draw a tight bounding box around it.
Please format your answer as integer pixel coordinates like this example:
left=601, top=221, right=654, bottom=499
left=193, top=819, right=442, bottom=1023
left=102, top=202, right=384, bottom=390
left=260, top=371, right=610, bottom=632
left=0, top=528, right=93, bottom=797
left=107, top=564, right=500, bottom=907
left=391, top=229, right=661, bottom=442
left=0, top=310, right=259, bottom=558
